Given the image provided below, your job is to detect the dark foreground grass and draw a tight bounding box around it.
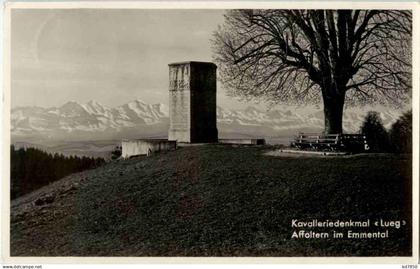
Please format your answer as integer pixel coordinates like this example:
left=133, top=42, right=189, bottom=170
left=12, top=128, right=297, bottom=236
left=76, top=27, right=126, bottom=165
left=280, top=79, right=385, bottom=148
left=10, top=145, right=412, bottom=256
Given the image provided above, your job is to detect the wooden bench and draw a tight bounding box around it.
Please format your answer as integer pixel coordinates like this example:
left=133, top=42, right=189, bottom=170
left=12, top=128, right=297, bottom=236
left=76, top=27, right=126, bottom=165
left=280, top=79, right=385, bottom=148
left=291, top=133, right=369, bottom=152
left=340, top=134, right=370, bottom=152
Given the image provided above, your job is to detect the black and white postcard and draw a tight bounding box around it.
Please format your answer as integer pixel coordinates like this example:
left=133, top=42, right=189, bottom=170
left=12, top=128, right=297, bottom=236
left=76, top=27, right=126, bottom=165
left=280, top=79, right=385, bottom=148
left=2, top=1, right=419, bottom=264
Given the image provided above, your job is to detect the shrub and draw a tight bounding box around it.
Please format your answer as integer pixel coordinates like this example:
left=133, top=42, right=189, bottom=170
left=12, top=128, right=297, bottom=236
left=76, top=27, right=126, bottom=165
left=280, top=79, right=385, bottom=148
left=111, top=145, right=122, bottom=160
left=360, top=111, right=390, bottom=152
left=389, top=110, right=412, bottom=153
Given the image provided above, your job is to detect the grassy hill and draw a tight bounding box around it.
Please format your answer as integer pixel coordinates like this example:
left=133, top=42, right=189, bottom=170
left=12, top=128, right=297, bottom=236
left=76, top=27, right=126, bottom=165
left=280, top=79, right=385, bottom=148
left=10, top=144, right=412, bottom=256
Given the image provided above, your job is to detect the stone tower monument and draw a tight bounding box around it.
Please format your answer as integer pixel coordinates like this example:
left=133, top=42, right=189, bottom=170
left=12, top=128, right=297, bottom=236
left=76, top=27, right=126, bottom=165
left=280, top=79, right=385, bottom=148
left=168, top=61, right=218, bottom=143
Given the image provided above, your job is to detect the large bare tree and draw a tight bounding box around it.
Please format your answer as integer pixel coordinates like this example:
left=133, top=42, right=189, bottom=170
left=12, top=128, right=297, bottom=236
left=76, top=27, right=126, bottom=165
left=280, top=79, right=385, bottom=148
left=213, top=10, right=411, bottom=134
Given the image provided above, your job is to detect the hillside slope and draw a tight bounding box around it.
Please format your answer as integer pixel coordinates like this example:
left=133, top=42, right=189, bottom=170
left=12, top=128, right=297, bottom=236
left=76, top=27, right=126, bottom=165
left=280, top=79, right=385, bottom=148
left=10, top=145, right=412, bottom=256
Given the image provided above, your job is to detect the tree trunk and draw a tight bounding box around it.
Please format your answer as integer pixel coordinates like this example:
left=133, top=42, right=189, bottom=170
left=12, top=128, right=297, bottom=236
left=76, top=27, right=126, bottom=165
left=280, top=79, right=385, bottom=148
left=322, top=93, right=345, bottom=134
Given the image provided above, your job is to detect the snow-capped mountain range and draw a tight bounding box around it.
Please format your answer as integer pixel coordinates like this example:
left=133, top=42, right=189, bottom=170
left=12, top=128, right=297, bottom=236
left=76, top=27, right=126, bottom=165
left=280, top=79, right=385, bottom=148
left=11, top=99, right=405, bottom=144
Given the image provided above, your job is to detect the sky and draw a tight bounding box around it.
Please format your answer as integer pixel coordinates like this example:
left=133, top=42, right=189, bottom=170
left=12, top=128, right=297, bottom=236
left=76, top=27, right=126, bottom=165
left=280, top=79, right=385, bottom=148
left=11, top=9, right=258, bottom=109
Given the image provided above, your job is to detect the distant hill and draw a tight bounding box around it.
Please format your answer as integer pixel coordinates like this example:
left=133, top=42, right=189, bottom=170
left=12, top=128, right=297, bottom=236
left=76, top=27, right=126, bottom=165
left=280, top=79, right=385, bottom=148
left=10, top=145, right=412, bottom=256
left=11, top=99, right=404, bottom=144
left=12, top=140, right=117, bottom=159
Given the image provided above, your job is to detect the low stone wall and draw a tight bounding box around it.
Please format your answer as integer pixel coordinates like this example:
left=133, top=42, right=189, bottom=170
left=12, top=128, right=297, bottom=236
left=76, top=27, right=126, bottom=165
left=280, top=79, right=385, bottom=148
left=121, top=139, right=177, bottom=158
left=218, top=138, right=266, bottom=145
